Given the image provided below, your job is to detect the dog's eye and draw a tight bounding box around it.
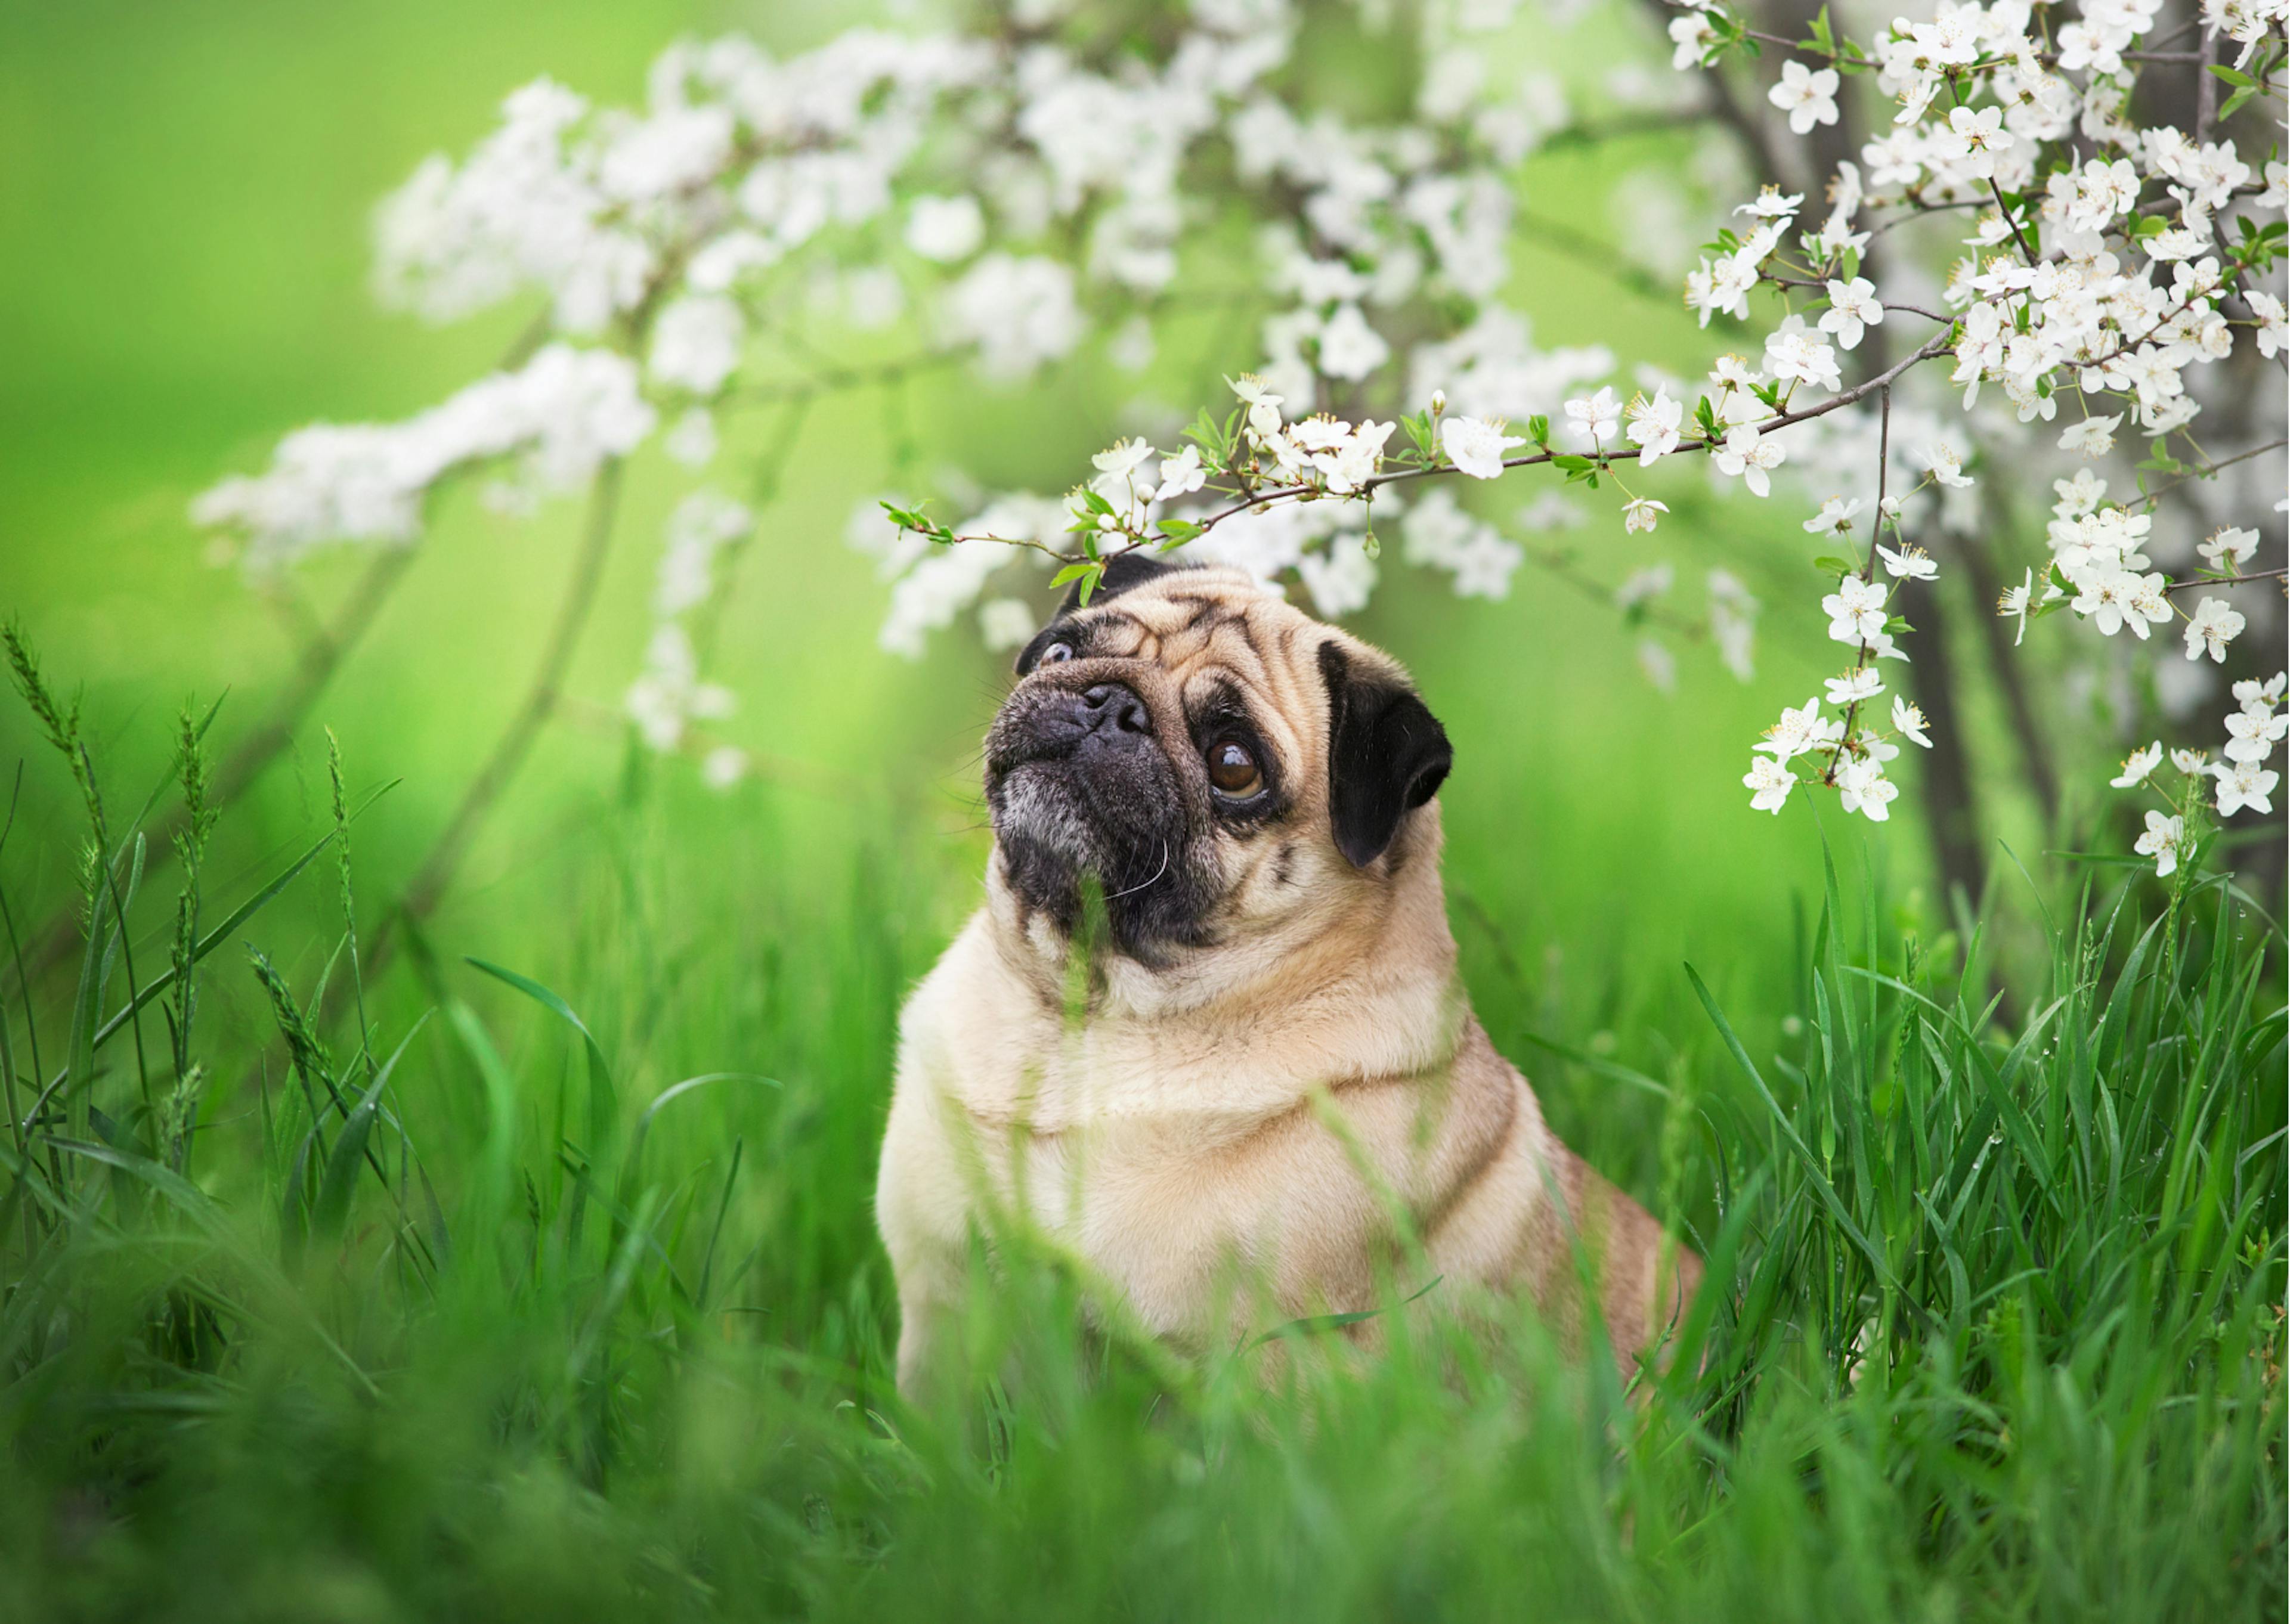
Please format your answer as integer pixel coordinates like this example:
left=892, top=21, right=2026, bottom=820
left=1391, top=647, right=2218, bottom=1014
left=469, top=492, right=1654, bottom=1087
left=1038, top=641, right=1075, bottom=666
left=1206, top=739, right=1263, bottom=799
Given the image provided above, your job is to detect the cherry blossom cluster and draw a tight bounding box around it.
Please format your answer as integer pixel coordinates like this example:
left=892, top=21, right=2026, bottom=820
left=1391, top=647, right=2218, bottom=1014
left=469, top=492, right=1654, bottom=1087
left=1741, top=485, right=1942, bottom=822
left=2109, top=671, right=2286, bottom=877
left=1655, top=0, right=2285, bottom=848
left=188, top=0, right=2282, bottom=885
left=195, top=2, right=1739, bottom=779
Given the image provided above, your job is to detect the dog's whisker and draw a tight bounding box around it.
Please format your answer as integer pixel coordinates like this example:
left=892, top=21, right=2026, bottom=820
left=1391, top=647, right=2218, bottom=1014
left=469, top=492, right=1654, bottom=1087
left=1103, top=841, right=1169, bottom=900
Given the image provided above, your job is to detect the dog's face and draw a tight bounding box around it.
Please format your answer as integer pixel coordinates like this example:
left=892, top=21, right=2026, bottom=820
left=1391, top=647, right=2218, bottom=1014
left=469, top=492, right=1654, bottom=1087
left=983, top=555, right=1452, bottom=960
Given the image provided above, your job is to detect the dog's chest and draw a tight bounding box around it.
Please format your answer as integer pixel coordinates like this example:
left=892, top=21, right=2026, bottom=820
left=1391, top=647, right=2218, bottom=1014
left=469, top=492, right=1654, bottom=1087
left=971, top=1106, right=1389, bottom=1342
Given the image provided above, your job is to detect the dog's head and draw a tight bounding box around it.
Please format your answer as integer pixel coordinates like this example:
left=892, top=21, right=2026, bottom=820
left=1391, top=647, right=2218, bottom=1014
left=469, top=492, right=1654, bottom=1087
left=983, top=554, right=1452, bottom=963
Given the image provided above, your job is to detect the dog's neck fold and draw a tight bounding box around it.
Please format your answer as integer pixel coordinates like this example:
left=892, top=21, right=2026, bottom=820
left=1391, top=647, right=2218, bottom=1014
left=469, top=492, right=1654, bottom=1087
left=961, top=808, right=1467, bottom=1132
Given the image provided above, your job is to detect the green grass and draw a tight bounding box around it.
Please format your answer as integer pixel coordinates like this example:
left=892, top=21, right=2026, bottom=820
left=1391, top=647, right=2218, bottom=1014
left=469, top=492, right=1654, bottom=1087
left=1, top=3, right=2280, bottom=1615
left=0, top=645, right=2280, bottom=1624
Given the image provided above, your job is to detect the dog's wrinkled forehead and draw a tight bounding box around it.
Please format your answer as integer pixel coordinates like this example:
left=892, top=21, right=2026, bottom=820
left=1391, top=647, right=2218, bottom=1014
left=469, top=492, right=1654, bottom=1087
left=1014, top=561, right=1319, bottom=727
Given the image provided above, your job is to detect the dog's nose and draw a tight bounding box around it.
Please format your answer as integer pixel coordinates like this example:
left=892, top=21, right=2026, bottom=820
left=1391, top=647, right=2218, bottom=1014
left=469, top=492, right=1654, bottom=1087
left=1078, top=683, right=1151, bottom=736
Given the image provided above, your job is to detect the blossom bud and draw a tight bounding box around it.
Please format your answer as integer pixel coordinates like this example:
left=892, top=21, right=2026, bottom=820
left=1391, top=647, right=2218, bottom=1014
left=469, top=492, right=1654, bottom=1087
left=1430, top=389, right=1446, bottom=417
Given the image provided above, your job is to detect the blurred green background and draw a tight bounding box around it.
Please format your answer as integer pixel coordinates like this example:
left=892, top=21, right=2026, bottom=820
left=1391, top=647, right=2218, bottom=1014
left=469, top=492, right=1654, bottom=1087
left=0, top=0, right=1966, bottom=1108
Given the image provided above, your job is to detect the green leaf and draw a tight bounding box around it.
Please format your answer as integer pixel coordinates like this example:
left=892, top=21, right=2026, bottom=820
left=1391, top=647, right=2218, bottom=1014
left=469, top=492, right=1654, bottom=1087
left=466, top=958, right=618, bottom=1152
left=1242, top=1274, right=1444, bottom=1353
left=1155, top=517, right=1202, bottom=543
left=612, top=1072, right=782, bottom=1247
left=308, top=1059, right=390, bottom=1241
left=1685, top=964, right=1904, bottom=1296
left=1813, top=554, right=1856, bottom=576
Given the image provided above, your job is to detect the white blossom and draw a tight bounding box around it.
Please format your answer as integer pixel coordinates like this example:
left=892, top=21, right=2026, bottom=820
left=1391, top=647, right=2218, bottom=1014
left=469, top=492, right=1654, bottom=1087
left=1822, top=575, right=1888, bottom=645
left=626, top=624, right=734, bottom=751
left=2249, top=291, right=2286, bottom=360
left=1712, top=423, right=1785, bottom=497
left=1621, top=497, right=1668, bottom=533
left=654, top=489, right=751, bottom=616
left=1626, top=388, right=1684, bottom=465
left=193, top=343, right=655, bottom=568
left=1824, top=667, right=1884, bottom=706
left=649, top=296, right=745, bottom=394
left=1317, top=303, right=1392, bottom=380
left=700, top=747, right=748, bottom=791
left=2214, top=761, right=2279, bottom=818
left=1765, top=329, right=1841, bottom=392
left=2196, top=526, right=2257, bottom=572
left=1669, top=11, right=1718, bottom=70
left=1155, top=445, right=1208, bottom=501
left=2051, top=469, right=2107, bottom=517
left=2182, top=597, right=2244, bottom=662
left=1836, top=755, right=1898, bottom=821
left=945, top=255, right=1084, bottom=379
left=1759, top=698, right=1842, bottom=763
left=1768, top=62, right=1840, bottom=135
left=978, top=596, right=1037, bottom=652
left=2224, top=708, right=2284, bottom=764
left=1616, top=563, right=1673, bottom=610
left=1707, top=568, right=1758, bottom=680
left=1936, top=105, right=2012, bottom=179
left=1819, top=277, right=1884, bottom=350
left=1876, top=544, right=1937, bottom=582
left=2059, top=416, right=2120, bottom=458
left=1441, top=415, right=1526, bottom=478
left=1563, top=386, right=1623, bottom=448
left=2133, top=810, right=2183, bottom=878
left=2111, top=740, right=2163, bottom=787
left=1744, top=754, right=1796, bottom=812
left=905, top=194, right=986, bottom=262
left=1805, top=497, right=1863, bottom=537
left=1918, top=442, right=1973, bottom=488
left=1892, top=696, right=1932, bottom=748
left=1298, top=534, right=1379, bottom=616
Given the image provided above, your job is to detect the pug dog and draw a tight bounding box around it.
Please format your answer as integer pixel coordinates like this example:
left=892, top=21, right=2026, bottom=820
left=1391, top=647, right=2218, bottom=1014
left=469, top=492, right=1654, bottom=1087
left=875, top=554, right=1700, bottom=1397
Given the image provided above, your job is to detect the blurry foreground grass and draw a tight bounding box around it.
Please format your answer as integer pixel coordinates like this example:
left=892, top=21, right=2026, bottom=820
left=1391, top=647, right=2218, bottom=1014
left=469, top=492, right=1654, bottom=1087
left=0, top=647, right=2281, bottom=1624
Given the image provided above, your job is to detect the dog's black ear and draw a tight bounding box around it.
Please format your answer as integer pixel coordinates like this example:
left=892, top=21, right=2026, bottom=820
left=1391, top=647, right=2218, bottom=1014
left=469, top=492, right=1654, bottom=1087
left=1317, top=640, right=1453, bottom=869
left=1059, top=551, right=1187, bottom=614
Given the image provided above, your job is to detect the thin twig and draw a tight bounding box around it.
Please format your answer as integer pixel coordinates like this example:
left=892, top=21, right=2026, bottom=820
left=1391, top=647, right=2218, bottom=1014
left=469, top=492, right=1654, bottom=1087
left=2164, top=568, right=2287, bottom=595
left=348, top=458, right=627, bottom=1001
left=934, top=331, right=1958, bottom=565
left=2137, top=437, right=2288, bottom=507
left=1821, top=385, right=1893, bottom=788
left=1768, top=276, right=1952, bottom=323
left=1986, top=178, right=2040, bottom=266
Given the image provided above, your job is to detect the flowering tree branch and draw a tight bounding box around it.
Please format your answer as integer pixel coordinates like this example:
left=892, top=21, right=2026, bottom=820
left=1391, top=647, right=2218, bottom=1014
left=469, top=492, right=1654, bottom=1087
left=180, top=0, right=2286, bottom=897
